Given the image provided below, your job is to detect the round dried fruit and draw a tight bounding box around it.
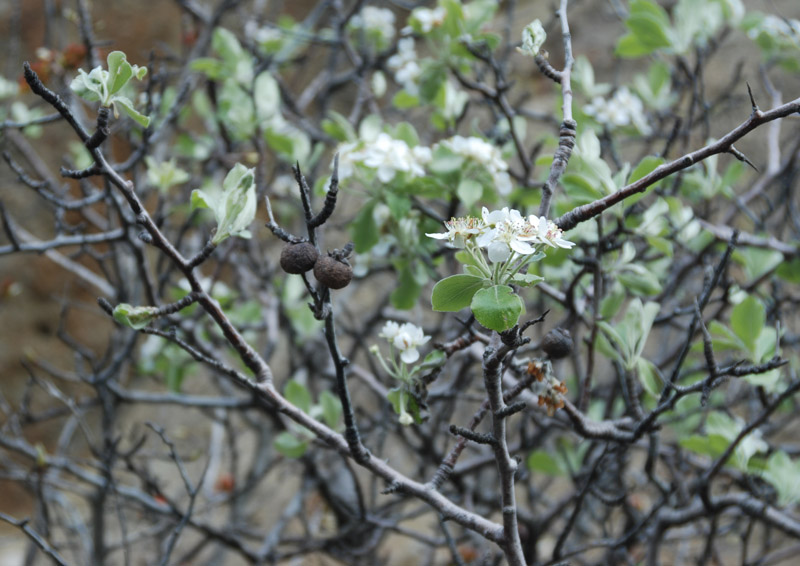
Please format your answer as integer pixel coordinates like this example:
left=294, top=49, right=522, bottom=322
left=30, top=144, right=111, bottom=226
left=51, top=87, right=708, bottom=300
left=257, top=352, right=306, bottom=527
left=541, top=327, right=573, bottom=359
left=280, top=242, right=319, bottom=274
left=313, top=256, right=353, bottom=289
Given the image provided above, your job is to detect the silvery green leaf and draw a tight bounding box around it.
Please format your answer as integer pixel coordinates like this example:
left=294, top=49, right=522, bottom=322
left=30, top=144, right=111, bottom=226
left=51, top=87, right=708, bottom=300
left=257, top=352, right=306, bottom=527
left=208, top=163, right=257, bottom=244
left=254, top=71, right=280, bottom=123
left=113, top=303, right=159, bottom=330
left=519, top=19, right=546, bottom=56
left=111, top=95, right=150, bottom=127
left=107, top=51, right=134, bottom=96
left=70, top=67, right=106, bottom=103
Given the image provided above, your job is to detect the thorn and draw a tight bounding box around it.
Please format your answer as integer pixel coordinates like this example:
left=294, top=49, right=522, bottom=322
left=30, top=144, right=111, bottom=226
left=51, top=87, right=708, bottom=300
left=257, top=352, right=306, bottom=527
left=729, top=146, right=759, bottom=172
left=746, top=82, right=759, bottom=114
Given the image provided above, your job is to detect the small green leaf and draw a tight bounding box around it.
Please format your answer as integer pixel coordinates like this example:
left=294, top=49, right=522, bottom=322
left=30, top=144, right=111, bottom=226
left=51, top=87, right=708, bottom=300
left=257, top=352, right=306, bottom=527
left=285, top=379, right=312, bottom=413
left=274, top=432, right=308, bottom=458
left=392, top=90, right=420, bottom=109
left=254, top=71, right=280, bottom=122
left=456, top=178, right=483, bottom=208
left=387, top=387, right=422, bottom=425
left=636, top=358, right=663, bottom=398
left=113, top=303, right=159, bottom=330
left=511, top=273, right=543, bottom=287
left=322, top=111, right=357, bottom=141
left=392, top=266, right=422, bottom=310
left=777, top=257, right=800, bottom=283
left=763, top=450, right=800, bottom=506
left=429, top=144, right=464, bottom=175
left=112, top=95, right=150, bottom=127
left=628, top=155, right=665, bottom=186
left=731, top=296, right=765, bottom=353
left=519, top=20, right=546, bottom=56
left=431, top=274, right=486, bottom=312
left=351, top=203, right=379, bottom=253
left=106, top=51, right=134, bottom=96
left=470, top=285, right=525, bottom=332
left=527, top=450, right=564, bottom=476
left=319, top=390, right=342, bottom=429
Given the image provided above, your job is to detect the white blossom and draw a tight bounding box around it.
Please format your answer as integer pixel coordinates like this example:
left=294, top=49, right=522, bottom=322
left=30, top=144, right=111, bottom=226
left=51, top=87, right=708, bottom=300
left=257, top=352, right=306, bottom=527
left=529, top=215, right=576, bottom=249
left=437, top=136, right=513, bottom=195
left=583, top=87, right=651, bottom=135
left=409, top=6, right=447, bottom=33
left=380, top=321, right=431, bottom=364
left=426, top=216, right=485, bottom=248
left=349, top=6, right=396, bottom=45
left=387, top=38, right=421, bottom=94
left=477, top=207, right=539, bottom=262
left=339, top=133, right=429, bottom=183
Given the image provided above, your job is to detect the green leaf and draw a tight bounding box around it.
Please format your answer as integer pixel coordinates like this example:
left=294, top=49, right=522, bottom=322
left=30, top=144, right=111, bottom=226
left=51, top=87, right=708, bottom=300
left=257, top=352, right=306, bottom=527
left=254, top=71, right=280, bottom=122
left=731, top=296, right=765, bottom=353
left=284, top=379, right=312, bottom=413
left=431, top=274, right=486, bottom=312
left=107, top=51, right=134, bottom=96
left=561, top=172, right=604, bottom=204
left=351, top=203, right=379, bottom=253
left=322, top=111, right=357, bottom=141
left=392, top=90, right=420, bottom=109
left=319, top=390, right=342, bottom=429
left=511, top=273, right=543, bottom=287
left=192, top=163, right=256, bottom=244
left=274, top=432, right=308, bottom=458
left=419, top=63, right=447, bottom=102
left=680, top=434, right=729, bottom=458
left=615, top=33, right=655, bottom=58
left=386, top=387, right=422, bottom=425
left=358, top=114, right=382, bottom=141
left=113, top=303, right=158, bottom=330
left=470, top=285, right=525, bottom=332
left=112, top=95, right=151, bottom=127
left=391, top=122, right=419, bottom=148
left=626, top=14, right=672, bottom=49
left=456, top=178, right=483, bottom=208
left=618, top=266, right=662, bottom=296
left=599, top=283, right=626, bottom=320
left=628, top=155, right=665, bottom=186
left=733, top=247, right=784, bottom=282
left=527, top=450, right=564, bottom=476
left=392, top=266, right=422, bottom=310
left=429, top=144, right=464, bottom=175
left=763, top=451, right=800, bottom=506
left=636, top=358, right=663, bottom=398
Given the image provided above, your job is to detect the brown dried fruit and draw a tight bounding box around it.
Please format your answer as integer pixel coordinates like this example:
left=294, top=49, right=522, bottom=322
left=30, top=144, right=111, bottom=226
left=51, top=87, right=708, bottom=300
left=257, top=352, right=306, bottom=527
left=541, top=327, right=573, bottom=359
left=280, top=242, right=319, bottom=274
left=313, top=256, right=353, bottom=289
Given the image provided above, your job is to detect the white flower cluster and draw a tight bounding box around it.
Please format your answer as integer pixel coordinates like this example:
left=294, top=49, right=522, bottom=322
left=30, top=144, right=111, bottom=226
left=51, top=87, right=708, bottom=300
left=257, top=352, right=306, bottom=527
left=349, top=6, right=396, bottom=45
left=339, top=133, right=431, bottom=183
left=437, top=136, right=513, bottom=195
left=387, top=38, right=421, bottom=94
left=0, top=76, right=18, bottom=100
left=427, top=207, right=575, bottom=263
left=407, top=6, right=447, bottom=33
left=380, top=321, right=431, bottom=364
left=244, top=22, right=283, bottom=48
left=583, top=87, right=651, bottom=135
left=748, top=15, right=800, bottom=46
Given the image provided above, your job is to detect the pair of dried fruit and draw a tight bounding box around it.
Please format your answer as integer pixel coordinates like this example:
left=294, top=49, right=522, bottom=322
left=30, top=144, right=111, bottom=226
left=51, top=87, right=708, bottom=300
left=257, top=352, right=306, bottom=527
left=279, top=242, right=353, bottom=289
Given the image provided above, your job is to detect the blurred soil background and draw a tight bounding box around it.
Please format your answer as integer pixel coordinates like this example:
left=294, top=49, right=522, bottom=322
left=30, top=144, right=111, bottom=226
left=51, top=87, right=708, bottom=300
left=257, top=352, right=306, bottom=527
left=0, top=0, right=799, bottom=564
